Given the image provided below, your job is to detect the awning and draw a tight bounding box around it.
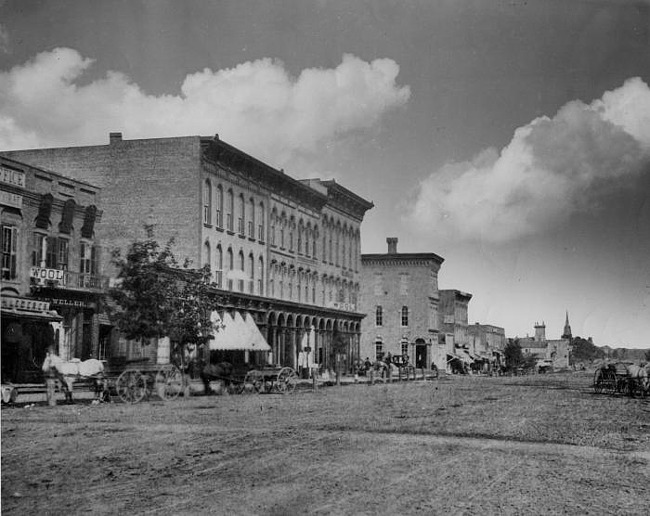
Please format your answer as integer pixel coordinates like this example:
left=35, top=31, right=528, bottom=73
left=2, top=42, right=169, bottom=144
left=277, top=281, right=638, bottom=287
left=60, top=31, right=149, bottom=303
left=1, top=307, right=62, bottom=322
left=458, top=350, right=474, bottom=364
left=208, top=311, right=271, bottom=352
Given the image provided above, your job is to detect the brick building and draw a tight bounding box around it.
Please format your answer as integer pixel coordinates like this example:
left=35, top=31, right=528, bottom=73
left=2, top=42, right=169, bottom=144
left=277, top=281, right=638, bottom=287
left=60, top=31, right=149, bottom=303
left=467, top=323, right=506, bottom=372
left=1, top=156, right=103, bottom=383
left=359, top=237, right=444, bottom=369
left=3, top=134, right=373, bottom=373
left=439, top=289, right=473, bottom=371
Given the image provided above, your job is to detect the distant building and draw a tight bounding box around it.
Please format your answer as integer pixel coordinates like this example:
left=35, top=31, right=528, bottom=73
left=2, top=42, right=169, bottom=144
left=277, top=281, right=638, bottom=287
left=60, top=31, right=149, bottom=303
left=468, top=323, right=506, bottom=371
left=439, top=289, right=473, bottom=370
left=516, top=317, right=571, bottom=369
left=1, top=156, right=103, bottom=383
left=359, top=237, right=444, bottom=369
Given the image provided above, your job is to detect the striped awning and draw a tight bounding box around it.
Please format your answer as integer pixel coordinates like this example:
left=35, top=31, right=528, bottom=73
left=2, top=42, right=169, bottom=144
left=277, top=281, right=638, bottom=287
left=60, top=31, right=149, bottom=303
left=208, top=311, right=271, bottom=352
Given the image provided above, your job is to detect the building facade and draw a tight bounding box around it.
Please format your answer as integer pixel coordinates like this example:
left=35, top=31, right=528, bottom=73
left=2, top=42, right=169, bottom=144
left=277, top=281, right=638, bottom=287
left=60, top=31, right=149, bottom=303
left=3, top=134, right=373, bottom=373
left=467, top=323, right=506, bottom=371
left=1, top=156, right=103, bottom=383
left=516, top=320, right=571, bottom=370
left=359, top=237, right=444, bottom=369
left=439, top=289, right=473, bottom=371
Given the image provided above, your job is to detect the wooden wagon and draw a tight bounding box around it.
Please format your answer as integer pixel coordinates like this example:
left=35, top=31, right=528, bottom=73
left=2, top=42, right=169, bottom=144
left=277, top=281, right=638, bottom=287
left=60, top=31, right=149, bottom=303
left=105, top=358, right=185, bottom=403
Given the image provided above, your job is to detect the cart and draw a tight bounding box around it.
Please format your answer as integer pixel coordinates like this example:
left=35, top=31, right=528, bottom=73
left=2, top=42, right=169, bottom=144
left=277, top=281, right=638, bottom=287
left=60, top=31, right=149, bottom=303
left=242, top=366, right=298, bottom=394
left=106, top=358, right=185, bottom=403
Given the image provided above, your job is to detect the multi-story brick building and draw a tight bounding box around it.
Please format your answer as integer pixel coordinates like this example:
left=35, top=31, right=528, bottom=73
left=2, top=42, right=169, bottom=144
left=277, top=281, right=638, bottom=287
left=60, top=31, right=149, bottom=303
left=359, top=237, right=444, bottom=369
left=1, top=156, right=103, bottom=383
left=467, top=323, right=506, bottom=372
left=439, top=289, right=473, bottom=370
left=3, top=134, right=373, bottom=373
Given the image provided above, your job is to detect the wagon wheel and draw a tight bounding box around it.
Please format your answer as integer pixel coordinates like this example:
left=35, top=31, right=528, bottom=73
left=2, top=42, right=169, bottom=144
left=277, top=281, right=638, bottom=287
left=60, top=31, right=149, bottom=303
left=604, top=371, right=617, bottom=395
left=593, top=370, right=604, bottom=394
left=154, top=364, right=184, bottom=401
left=275, top=367, right=297, bottom=394
left=245, top=370, right=267, bottom=393
left=116, top=370, right=147, bottom=403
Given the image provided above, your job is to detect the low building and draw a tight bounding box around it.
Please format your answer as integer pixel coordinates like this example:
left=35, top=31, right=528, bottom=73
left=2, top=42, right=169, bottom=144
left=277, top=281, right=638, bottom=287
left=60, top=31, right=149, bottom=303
left=359, top=237, right=444, bottom=369
left=468, top=323, right=506, bottom=372
left=1, top=156, right=103, bottom=383
left=439, top=289, right=473, bottom=371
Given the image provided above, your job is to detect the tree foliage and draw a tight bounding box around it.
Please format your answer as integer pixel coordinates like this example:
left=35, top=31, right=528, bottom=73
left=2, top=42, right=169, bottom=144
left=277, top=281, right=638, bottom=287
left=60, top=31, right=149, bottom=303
left=108, top=227, right=218, bottom=347
left=504, top=339, right=523, bottom=369
left=571, top=337, right=605, bottom=362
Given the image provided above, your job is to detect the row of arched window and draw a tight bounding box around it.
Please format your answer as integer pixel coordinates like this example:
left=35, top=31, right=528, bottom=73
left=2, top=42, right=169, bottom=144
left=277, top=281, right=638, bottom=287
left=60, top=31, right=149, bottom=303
left=203, top=242, right=264, bottom=295
left=321, top=216, right=360, bottom=271
left=267, top=263, right=359, bottom=306
left=269, top=208, right=320, bottom=259
left=375, top=306, right=409, bottom=327
left=204, top=180, right=265, bottom=241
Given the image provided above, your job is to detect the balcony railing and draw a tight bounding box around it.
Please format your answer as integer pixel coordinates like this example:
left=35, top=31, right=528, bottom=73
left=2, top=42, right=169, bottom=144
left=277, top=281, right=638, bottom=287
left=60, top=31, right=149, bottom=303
left=30, top=269, right=106, bottom=292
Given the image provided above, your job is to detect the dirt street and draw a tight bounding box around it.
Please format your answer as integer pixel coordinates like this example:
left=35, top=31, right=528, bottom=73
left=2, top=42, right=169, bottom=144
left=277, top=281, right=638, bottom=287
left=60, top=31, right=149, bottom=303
left=2, top=372, right=649, bottom=515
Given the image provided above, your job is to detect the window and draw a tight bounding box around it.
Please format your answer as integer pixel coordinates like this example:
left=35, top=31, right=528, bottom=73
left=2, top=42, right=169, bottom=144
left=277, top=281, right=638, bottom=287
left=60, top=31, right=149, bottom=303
left=257, top=257, right=264, bottom=295
left=216, top=245, right=223, bottom=288
left=203, top=180, right=212, bottom=225
left=401, top=343, right=409, bottom=357
left=238, top=251, right=245, bottom=291
left=374, top=273, right=383, bottom=296
left=1, top=225, right=18, bottom=280
left=226, top=190, right=234, bottom=231
left=203, top=241, right=211, bottom=269
left=227, top=248, right=234, bottom=290
left=375, top=306, right=383, bottom=327
left=375, top=341, right=383, bottom=361
left=215, top=185, right=223, bottom=228
left=238, top=194, right=245, bottom=235
left=257, top=203, right=265, bottom=242
left=248, top=253, right=255, bottom=294
left=401, top=306, right=409, bottom=327
left=57, top=238, right=69, bottom=270
left=80, top=242, right=98, bottom=287
left=248, top=198, right=255, bottom=238
left=400, top=274, right=409, bottom=296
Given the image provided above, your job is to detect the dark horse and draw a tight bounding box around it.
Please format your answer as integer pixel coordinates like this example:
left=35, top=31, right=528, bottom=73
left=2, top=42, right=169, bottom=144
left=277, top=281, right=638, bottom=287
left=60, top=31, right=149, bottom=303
left=200, top=362, right=234, bottom=394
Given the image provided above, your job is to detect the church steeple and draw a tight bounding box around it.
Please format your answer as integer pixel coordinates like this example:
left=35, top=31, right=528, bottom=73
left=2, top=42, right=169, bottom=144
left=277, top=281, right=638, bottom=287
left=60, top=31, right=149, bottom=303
left=562, top=310, right=572, bottom=340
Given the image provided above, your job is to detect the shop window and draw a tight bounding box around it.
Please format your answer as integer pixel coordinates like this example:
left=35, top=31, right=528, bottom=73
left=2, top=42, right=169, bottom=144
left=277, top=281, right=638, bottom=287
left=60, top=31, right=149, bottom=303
left=1, top=225, right=18, bottom=280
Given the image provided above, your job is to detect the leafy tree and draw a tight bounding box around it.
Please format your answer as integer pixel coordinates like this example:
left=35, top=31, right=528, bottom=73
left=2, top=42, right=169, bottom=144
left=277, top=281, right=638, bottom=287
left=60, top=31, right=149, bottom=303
left=108, top=227, right=218, bottom=359
left=571, top=337, right=605, bottom=362
left=504, top=339, right=523, bottom=370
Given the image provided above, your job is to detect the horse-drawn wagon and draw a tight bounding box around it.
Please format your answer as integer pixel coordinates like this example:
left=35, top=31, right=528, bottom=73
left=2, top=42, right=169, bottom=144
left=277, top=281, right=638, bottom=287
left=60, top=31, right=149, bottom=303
left=593, top=362, right=648, bottom=397
left=200, top=362, right=298, bottom=395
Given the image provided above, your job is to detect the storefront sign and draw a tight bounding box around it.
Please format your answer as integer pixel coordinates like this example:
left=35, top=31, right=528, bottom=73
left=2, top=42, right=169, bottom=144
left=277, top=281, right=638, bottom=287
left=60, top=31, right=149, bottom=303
left=1, top=296, right=51, bottom=312
left=0, top=166, right=26, bottom=188
left=36, top=297, right=96, bottom=309
left=327, top=301, right=357, bottom=311
left=0, top=190, right=23, bottom=208
left=30, top=267, right=66, bottom=282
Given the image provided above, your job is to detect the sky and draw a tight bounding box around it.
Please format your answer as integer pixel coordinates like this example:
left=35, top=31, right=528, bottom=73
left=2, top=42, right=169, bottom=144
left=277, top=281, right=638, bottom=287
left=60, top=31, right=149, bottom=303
left=1, top=0, right=649, bottom=348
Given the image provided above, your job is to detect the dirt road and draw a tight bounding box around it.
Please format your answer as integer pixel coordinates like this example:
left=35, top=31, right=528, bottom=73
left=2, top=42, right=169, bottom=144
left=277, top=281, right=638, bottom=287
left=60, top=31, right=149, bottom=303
left=2, top=373, right=649, bottom=515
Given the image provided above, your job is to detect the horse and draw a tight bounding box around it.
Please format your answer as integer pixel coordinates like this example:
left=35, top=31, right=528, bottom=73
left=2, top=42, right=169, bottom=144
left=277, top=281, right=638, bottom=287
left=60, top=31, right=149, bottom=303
left=199, top=362, right=234, bottom=394
left=42, top=350, right=107, bottom=404
left=625, top=363, right=649, bottom=397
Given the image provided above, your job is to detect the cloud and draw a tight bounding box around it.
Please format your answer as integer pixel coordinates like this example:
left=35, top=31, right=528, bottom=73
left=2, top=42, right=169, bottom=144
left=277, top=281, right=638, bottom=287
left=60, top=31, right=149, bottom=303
left=0, top=48, right=410, bottom=167
left=408, top=77, right=650, bottom=242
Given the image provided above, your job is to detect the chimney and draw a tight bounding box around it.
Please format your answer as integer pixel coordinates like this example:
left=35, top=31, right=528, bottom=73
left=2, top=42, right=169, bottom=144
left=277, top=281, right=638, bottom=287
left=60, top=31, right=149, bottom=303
left=387, top=237, right=398, bottom=254
left=109, top=132, right=122, bottom=144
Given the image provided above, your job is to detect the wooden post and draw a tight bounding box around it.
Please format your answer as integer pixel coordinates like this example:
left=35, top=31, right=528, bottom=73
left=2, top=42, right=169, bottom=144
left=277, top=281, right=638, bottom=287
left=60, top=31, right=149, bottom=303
left=46, top=378, right=57, bottom=406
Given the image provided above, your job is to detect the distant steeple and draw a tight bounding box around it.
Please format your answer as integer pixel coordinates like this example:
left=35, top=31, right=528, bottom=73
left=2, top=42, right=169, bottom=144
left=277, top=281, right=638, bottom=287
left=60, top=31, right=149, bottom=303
left=562, top=310, right=572, bottom=340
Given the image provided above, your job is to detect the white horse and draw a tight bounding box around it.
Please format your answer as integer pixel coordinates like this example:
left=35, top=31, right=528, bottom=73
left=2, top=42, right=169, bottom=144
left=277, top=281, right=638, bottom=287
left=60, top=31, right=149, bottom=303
left=626, top=363, right=649, bottom=397
left=42, top=350, right=106, bottom=403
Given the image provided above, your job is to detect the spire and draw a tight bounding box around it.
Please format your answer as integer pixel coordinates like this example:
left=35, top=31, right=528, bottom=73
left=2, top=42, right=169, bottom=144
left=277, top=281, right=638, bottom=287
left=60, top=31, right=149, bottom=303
left=562, top=310, right=572, bottom=340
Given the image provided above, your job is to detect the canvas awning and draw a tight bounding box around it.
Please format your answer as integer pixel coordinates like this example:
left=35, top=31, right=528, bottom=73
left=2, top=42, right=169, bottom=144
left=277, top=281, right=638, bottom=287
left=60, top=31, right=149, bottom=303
left=208, top=311, right=271, bottom=352
left=1, top=307, right=62, bottom=322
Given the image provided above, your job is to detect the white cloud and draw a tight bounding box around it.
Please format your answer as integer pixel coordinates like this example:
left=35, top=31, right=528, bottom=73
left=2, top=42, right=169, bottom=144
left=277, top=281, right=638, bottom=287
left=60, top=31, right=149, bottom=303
left=0, top=48, right=410, bottom=167
left=408, top=77, right=650, bottom=242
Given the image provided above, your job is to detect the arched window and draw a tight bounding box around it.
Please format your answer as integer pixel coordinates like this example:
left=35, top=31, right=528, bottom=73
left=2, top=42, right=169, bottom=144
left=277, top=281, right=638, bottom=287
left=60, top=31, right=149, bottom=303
left=215, top=185, right=223, bottom=228
left=203, top=240, right=211, bottom=269
left=248, top=198, right=255, bottom=238
left=248, top=253, right=255, bottom=293
left=226, top=189, right=234, bottom=231
left=401, top=306, right=409, bottom=327
left=257, top=256, right=264, bottom=295
left=289, top=217, right=295, bottom=252
left=227, top=247, right=234, bottom=290
left=238, top=194, right=245, bottom=235
left=376, top=306, right=383, bottom=327
left=257, top=202, right=265, bottom=242
left=270, top=210, right=276, bottom=246
left=342, top=228, right=347, bottom=269
left=203, top=180, right=212, bottom=225
left=215, top=245, right=223, bottom=288
left=313, top=225, right=318, bottom=259
left=322, top=223, right=327, bottom=262
left=238, top=250, right=245, bottom=291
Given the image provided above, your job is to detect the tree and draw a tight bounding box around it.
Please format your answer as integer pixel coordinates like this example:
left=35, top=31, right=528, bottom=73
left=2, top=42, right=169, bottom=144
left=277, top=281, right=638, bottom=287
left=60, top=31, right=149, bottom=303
left=504, top=339, right=523, bottom=370
left=108, top=227, right=218, bottom=359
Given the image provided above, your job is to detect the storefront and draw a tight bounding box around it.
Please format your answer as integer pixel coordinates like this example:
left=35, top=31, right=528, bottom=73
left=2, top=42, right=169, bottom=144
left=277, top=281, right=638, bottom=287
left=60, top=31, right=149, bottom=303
left=1, top=296, right=61, bottom=383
